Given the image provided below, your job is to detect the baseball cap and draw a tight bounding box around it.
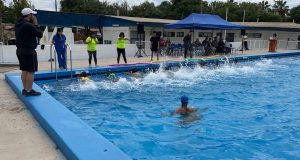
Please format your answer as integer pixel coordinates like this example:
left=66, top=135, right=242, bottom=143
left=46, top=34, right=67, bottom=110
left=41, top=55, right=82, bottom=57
left=21, top=8, right=37, bottom=16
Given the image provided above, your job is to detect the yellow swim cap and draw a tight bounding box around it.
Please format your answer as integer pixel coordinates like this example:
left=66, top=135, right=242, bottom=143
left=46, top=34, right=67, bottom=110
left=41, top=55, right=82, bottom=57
left=81, top=77, right=90, bottom=81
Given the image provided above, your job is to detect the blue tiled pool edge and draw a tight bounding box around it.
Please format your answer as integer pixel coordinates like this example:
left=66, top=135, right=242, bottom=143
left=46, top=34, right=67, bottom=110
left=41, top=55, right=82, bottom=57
left=5, top=51, right=300, bottom=160
left=5, top=74, right=131, bottom=160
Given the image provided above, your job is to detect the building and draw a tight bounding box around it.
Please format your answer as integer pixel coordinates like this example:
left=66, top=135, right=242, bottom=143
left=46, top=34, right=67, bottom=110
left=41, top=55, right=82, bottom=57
left=1, top=11, right=300, bottom=63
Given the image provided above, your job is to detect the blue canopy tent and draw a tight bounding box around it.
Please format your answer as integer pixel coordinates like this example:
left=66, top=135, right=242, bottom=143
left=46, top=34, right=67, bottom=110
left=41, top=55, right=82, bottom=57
left=165, top=13, right=243, bottom=30
left=165, top=13, right=245, bottom=52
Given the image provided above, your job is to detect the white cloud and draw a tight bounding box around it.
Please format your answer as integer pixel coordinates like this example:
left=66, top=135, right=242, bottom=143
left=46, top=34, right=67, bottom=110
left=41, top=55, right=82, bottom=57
left=4, top=0, right=299, bottom=11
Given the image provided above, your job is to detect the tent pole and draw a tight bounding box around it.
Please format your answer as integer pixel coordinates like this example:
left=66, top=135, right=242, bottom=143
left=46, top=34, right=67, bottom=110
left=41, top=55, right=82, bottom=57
left=193, top=26, right=195, bottom=42
left=224, top=8, right=228, bottom=42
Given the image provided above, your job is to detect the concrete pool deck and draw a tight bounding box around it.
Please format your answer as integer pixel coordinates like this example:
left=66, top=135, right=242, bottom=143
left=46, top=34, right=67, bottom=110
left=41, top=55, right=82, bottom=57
left=0, top=49, right=299, bottom=159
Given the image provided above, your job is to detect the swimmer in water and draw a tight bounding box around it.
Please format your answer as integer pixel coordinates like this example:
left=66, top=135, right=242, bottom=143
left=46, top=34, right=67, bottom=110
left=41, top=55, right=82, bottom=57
left=172, top=96, right=196, bottom=115
left=80, top=71, right=90, bottom=81
left=125, top=69, right=141, bottom=78
left=161, top=96, right=197, bottom=117
left=106, top=72, right=119, bottom=82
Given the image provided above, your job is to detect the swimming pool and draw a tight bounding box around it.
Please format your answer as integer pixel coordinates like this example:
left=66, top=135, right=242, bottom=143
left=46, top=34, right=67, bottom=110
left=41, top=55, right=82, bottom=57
left=36, top=56, right=300, bottom=159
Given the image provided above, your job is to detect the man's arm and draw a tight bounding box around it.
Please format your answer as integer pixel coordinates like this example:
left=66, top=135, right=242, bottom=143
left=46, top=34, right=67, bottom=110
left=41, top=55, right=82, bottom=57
left=26, top=23, right=43, bottom=38
left=27, top=16, right=43, bottom=38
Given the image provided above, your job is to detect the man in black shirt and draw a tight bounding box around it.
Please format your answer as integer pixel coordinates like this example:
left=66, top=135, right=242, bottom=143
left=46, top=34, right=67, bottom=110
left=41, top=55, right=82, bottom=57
left=183, top=31, right=193, bottom=59
left=150, top=32, right=160, bottom=61
left=15, top=8, right=43, bottom=96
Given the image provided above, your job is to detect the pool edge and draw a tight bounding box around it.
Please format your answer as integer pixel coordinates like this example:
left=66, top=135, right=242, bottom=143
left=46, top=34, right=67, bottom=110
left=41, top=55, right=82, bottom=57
left=4, top=74, right=131, bottom=160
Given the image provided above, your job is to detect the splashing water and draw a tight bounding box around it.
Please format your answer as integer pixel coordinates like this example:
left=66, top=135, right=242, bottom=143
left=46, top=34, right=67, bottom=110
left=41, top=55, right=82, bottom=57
left=61, top=58, right=275, bottom=92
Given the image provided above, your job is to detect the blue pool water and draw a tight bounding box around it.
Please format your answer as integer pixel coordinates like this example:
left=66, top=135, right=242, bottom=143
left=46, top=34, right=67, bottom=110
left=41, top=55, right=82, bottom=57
left=38, top=57, right=300, bottom=159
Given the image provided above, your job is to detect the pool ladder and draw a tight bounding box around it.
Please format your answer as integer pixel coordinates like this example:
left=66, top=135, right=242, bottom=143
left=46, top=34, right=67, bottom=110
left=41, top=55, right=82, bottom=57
left=49, top=44, right=73, bottom=80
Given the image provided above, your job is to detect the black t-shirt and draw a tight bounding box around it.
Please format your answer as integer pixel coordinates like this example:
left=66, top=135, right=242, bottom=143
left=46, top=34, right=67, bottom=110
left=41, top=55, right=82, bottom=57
left=183, top=34, right=191, bottom=46
left=150, top=36, right=160, bottom=50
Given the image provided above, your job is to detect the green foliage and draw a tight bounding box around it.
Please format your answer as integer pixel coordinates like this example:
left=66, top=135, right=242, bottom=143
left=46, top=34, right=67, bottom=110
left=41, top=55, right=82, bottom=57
left=290, top=5, right=300, bottom=23
left=2, top=0, right=34, bottom=23
left=0, top=0, right=4, bottom=13
left=273, top=0, right=289, bottom=20
left=130, top=1, right=160, bottom=18
left=258, top=0, right=271, bottom=11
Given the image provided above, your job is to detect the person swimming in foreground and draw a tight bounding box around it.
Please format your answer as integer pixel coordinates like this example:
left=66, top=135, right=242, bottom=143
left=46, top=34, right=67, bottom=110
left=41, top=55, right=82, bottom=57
left=161, top=96, right=197, bottom=117
left=172, top=96, right=196, bottom=115
left=80, top=71, right=90, bottom=81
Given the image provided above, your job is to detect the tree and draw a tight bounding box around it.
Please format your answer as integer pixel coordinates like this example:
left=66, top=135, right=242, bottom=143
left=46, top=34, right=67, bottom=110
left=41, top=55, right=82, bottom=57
left=0, top=0, right=4, bottom=42
left=2, top=0, right=33, bottom=23
left=273, top=0, right=289, bottom=20
left=0, top=0, right=4, bottom=12
left=157, top=1, right=173, bottom=19
left=0, top=0, right=5, bottom=21
left=168, top=0, right=209, bottom=19
left=258, top=0, right=271, bottom=11
left=290, top=5, right=300, bottom=23
left=130, top=1, right=160, bottom=18
left=106, top=1, right=131, bottom=16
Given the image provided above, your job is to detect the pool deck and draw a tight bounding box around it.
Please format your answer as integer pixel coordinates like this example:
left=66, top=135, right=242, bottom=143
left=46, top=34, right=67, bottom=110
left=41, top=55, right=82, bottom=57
left=0, top=49, right=299, bottom=159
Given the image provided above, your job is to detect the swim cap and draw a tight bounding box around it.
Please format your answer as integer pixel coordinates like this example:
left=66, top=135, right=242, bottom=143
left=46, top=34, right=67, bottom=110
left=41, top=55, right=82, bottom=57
left=81, top=77, right=90, bottom=81
left=108, top=73, right=116, bottom=80
left=181, top=96, right=189, bottom=104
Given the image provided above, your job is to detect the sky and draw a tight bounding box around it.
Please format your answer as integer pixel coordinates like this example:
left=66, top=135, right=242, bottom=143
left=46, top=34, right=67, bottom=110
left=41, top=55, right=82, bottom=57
left=4, top=0, right=300, bottom=11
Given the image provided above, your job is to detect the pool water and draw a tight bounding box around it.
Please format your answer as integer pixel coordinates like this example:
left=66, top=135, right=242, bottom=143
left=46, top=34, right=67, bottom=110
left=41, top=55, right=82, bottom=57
left=38, top=57, right=300, bottom=159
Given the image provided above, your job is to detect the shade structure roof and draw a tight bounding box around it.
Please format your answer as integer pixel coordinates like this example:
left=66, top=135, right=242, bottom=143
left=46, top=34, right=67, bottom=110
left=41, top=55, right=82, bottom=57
left=165, top=13, right=244, bottom=30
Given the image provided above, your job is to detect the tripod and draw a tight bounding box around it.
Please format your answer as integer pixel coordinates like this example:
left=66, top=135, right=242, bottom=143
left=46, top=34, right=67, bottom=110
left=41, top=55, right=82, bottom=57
left=134, top=32, right=148, bottom=57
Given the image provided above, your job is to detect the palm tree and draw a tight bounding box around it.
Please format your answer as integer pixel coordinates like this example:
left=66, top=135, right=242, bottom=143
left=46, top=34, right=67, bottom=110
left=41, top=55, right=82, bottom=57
left=273, top=0, right=289, bottom=18
left=259, top=0, right=271, bottom=11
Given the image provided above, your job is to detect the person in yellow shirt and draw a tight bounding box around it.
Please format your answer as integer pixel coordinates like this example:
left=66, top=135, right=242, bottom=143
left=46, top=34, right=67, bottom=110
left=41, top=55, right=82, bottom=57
left=85, top=32, right=98, bottom=67
left=117, top=32, right=129, bottom=64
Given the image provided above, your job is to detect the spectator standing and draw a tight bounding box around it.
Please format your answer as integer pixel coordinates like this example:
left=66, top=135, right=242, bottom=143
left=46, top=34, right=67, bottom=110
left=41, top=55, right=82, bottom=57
left=269, top=33, right=277, bottom=52
left=159, top=36, right=166, bottom=56
left=116, top=32, right=128, bottom=64
left=85, top=32, right=98, bottom=67
left=202, top=37, right=209, bottom=49
left=52, top=28, right=67, bottom=69
left=165, top=38, right=171, bottom=55
left=150, top=32, right=160, bottom=61
left=243, top=34, right=249, bottom=50
left=15, top=8, right=43, bottom=96
left=183, top=31, right=193, bottom=59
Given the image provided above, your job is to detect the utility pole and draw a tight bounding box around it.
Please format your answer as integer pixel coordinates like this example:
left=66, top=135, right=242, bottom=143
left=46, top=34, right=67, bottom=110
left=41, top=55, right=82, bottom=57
left=55, top=0, right=58, bottom=12
left=0, top=4, right=3, bottom=43
left=224, top=8, right=228, bottom=41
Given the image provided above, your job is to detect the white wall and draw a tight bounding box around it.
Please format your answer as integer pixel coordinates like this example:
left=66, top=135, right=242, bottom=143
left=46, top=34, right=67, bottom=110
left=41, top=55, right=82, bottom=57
left=222, top=30, right=299, bottom=41
left=1, top=44, right=148, bottom=63
left=103, top=27, right=130, bottom=44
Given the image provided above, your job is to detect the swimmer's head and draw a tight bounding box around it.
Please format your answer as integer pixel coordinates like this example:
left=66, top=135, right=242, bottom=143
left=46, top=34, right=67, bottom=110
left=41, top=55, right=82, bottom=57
left=132, top=69, right=139, bottom=73
left=81, top=71, right=88, bottom=77
left=107, top=73, right=116, bottom=80
left=181, top=96, right=189, bottom=105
